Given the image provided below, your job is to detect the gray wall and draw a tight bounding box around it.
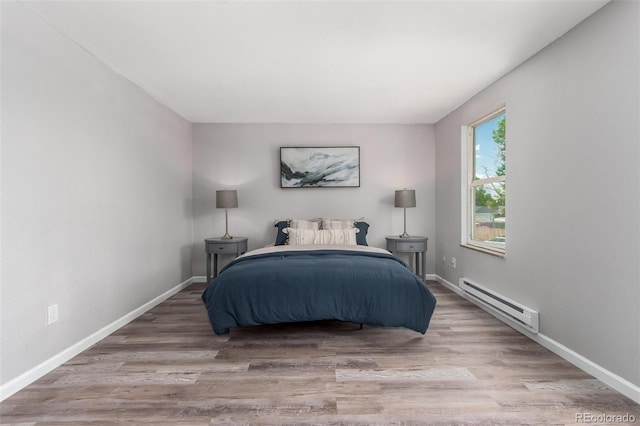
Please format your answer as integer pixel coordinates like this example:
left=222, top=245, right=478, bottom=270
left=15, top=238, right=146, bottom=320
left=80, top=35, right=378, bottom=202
left=192, top=123, right=436, bottom=275
left=1, top=3, right=193, bottom=385
left=435, top=0, right=639, bottom=386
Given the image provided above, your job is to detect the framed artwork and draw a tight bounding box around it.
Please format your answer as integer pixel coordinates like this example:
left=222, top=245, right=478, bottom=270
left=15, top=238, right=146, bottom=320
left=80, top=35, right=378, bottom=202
left=280, top=146, right=360, bottom=188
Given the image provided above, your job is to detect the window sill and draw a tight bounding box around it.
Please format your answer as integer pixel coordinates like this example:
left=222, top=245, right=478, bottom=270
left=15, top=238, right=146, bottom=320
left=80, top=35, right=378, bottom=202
left=461, top=243, right=506, bottom=258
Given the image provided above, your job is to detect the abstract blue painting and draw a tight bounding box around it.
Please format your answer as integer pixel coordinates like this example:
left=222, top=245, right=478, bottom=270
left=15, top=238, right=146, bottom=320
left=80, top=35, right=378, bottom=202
left=280, top=147, right=360, bottom=188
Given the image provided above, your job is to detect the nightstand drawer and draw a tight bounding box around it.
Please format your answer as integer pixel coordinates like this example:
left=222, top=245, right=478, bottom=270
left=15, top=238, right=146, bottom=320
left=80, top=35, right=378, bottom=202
left=208, top=244, right=238, bottom=254
left=206, top=241, right=246, bottom=254
left=394, top=240, right=427, bottom=252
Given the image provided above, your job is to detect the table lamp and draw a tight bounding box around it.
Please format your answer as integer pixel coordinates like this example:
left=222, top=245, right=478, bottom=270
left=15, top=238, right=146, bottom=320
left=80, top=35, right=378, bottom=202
left=216, top=189, right=238, bottom=239
left=395, top=189, right=416, bottom=238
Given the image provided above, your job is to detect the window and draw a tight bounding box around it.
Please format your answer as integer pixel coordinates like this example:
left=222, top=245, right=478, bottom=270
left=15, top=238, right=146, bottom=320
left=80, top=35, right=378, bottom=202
left=463, top=108, right=506, bottom=254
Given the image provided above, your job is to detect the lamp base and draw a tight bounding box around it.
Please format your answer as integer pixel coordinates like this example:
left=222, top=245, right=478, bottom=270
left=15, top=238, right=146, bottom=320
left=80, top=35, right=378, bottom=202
left=399, top=207, right=411, bottom=238
left=221, top=209, right=233, bottom=239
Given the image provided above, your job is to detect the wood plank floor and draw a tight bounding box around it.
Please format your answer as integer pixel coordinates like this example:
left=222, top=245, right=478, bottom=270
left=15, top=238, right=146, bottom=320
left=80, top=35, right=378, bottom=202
left=1, top=281, right=638, bottom=425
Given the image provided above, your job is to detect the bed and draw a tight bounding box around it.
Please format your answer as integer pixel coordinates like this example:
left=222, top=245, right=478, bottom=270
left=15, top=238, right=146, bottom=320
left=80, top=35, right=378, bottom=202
left=201, top=219, right=437, bottom=335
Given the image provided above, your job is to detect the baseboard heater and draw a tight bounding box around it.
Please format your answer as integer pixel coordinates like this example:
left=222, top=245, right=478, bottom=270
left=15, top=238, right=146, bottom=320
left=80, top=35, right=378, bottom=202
left=459, top=278, right=539, bottom=333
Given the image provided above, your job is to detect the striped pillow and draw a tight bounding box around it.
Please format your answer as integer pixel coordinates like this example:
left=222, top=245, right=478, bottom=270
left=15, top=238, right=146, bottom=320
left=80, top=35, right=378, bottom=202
left=284, top=228, right=359, bottom=245
left=321, top=219, right=355, bottom=230
left=289, top=218, right=321, bottom=230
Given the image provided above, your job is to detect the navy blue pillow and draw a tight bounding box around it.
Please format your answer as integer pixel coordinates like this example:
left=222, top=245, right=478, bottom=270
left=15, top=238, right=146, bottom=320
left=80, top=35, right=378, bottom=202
left=354, top=222, right=369, bottom=246
left=274, top=220, right=289, bottom=245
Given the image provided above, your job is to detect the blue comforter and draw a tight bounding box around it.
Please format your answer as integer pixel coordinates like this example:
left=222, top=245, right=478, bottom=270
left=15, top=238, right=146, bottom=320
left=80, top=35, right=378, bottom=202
left=201, top=247, right=436, bottom=335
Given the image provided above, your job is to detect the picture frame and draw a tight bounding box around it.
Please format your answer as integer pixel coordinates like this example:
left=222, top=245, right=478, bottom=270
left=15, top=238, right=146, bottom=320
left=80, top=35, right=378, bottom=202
left=280, top=146, right=360, bottom=188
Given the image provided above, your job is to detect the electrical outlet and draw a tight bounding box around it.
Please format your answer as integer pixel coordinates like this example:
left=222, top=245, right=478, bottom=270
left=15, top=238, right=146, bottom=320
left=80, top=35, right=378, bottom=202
left=451, top=257, right=457, bottom=269
left=48, top=304, right=59, bottom=325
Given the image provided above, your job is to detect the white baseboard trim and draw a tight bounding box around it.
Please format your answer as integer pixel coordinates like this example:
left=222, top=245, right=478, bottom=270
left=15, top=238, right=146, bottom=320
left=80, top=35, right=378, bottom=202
left=434, top=275, right=640, bottom=404
left=0, top=277, right=194, bottom=402
left=532, top=332, right=640, bottom=404
left=192, top=276, right=208, bottom=283
left=435, top=275, right=464, bottom=296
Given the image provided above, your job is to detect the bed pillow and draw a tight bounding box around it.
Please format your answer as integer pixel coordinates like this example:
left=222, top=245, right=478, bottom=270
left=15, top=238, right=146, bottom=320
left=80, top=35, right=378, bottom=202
left=277, top=219, right=369, bottom=246
left=284, top=228, right=359, bottom=246
left=354, top=221, right=369, bottom=246
left=321, top=219, right=355, bottom=229
left=322, top=218, right=369, bottom=245
left=274, top=220, right=290, bottom=246
left=289, top=218, right=321, bottom=230
left=274, top=218, right=321, bottom=245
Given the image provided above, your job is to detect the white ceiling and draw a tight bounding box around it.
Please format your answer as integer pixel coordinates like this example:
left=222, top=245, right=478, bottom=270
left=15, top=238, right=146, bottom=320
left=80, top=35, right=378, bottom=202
left=23, top=0, right=609, bottom=124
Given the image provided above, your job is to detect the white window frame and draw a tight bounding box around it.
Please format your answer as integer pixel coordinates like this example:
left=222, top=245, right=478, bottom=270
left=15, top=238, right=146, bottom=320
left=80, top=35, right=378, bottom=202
left=461, top=107, right=506, bottom=256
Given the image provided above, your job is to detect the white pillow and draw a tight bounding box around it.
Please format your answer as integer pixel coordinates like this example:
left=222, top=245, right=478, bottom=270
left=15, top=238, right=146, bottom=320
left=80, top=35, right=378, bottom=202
left=321, top=219, right=355, bottom=229
left=288, top=218, right=321, bottom=230
left=284, top=228, right=359, bottom=245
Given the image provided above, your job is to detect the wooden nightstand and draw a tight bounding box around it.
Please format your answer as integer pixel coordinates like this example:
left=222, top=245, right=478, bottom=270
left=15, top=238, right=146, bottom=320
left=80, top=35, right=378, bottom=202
left=205, top=237, right=248, bottom=283
left=386, top=236, right=428, bottom=279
